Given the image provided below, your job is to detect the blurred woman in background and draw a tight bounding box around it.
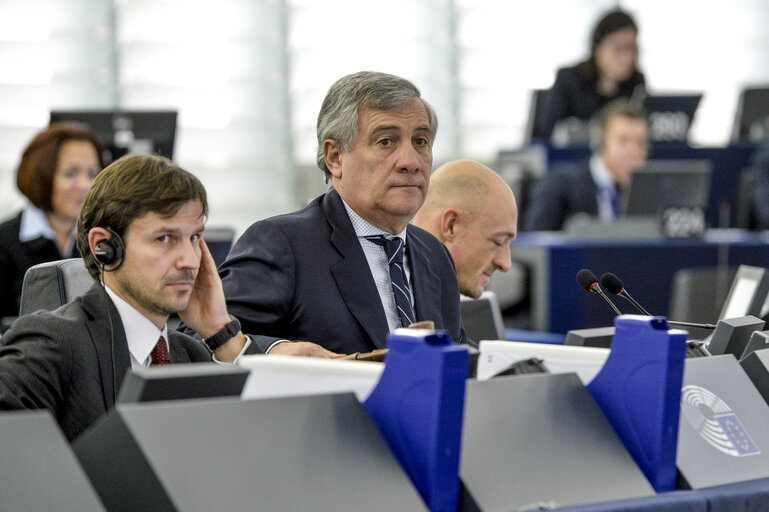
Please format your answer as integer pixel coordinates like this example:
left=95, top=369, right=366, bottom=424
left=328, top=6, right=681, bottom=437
left=0, top=123, right=105, bottom=318
left=537, top=8, right=646, bottom=142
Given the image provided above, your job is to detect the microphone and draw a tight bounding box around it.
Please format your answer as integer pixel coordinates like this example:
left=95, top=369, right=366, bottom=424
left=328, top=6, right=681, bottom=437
left=576, top=269, right=622, bottom=316
left=599, top=272, right=716, bottom=330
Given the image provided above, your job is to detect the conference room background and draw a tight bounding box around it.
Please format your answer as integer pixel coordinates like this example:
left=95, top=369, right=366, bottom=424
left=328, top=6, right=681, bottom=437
left=1, top=0, right=768, bottom=235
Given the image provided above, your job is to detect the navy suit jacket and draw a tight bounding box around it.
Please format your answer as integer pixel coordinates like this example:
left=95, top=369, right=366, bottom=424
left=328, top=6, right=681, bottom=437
left=219, top=189, right=468, bottom=354
left=523, top=163, right=601, bottom=231
left=0, top=283, right=211, bottom=440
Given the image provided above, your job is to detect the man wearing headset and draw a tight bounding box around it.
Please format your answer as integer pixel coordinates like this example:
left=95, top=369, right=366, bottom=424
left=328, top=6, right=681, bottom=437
left=0, top=154, right=250, bottom=441
left=523, top=99, right=648, bottom=231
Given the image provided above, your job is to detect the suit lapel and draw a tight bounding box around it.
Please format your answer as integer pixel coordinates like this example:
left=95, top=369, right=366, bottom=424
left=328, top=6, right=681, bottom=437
left=169, top=337, right=193, bottom=363
left=324, top=190, right=390, bottom=349
left=406, top=227, right=442, bottom=325
left=80, top=284, right=131, bottom=410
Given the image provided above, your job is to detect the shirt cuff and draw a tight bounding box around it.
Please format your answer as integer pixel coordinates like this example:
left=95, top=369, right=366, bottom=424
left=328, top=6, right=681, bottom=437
left=265, top=339, right=291, bottom=354
left=212, top=335, right=253, bottom=364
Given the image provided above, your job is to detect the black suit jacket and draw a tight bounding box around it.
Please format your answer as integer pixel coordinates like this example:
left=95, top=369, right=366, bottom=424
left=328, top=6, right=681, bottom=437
left=523, top=163, right=601, bottom=231
left=0, top=211, right=71, bottom=318
left=218, top=189, right=467, bottom=354
left=0, top=283, right=211, bottom=441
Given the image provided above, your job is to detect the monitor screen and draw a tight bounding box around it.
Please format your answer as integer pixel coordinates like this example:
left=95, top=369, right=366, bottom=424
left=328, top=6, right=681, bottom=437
left=642, top=94, right=702, bottom=142
left=49, top=110, right=177, bottom=163
left=621, top=159, right=712, bottom=217
left=732, top=87, right=769, bottom=142
left=719, top=265, right=769, bottom=321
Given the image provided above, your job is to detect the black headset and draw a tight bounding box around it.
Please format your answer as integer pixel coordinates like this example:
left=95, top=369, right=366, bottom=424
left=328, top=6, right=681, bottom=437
left=93, top=227, right=125, bottom=270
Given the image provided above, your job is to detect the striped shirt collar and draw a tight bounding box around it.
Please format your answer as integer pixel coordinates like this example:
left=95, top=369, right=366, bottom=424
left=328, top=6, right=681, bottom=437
left=340, top=199, right=408, bottom=243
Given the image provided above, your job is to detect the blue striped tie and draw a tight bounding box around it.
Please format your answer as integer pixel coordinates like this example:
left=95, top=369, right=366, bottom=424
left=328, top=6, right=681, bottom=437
left=365, top=235, right=416, bottom=328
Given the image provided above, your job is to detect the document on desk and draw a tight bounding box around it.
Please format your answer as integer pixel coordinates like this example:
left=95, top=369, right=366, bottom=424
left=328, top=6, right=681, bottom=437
left=238, top=355, right=383, bottom=401
left=477, top=340, right=609, bottom=383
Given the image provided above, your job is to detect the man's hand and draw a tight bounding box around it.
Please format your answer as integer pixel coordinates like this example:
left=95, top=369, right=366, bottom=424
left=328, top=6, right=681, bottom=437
left=179, top=238, right=231, bottom=337
left=269, top=341, right=345, bottom=359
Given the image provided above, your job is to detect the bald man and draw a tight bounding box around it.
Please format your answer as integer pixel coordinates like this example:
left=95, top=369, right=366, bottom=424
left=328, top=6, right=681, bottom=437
left=413, top=160, right=518, bottom=299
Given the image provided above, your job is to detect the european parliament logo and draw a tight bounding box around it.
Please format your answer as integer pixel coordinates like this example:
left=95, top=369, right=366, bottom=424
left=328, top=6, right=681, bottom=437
left=681, top=385, right=760, bottom=457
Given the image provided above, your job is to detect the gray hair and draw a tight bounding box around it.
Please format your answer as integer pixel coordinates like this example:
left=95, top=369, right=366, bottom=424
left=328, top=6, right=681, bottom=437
left=316, top=71, right=438, bottom=183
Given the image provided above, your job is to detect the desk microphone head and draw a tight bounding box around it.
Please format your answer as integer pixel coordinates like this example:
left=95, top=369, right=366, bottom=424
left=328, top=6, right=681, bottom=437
left=577, top=269, right=600, bottom=293
left=600, top=272, right=624, bottom=295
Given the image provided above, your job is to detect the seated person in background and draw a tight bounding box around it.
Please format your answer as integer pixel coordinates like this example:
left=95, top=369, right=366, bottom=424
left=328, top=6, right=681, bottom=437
left=412, top=160, right=518, bottom=299
left=0, top=154, right=250, bottom=440
left=524, top=100, right=648, bottom=231
left=536, top=8, right=645, bottom=142
left=0, top=123, right=106, bottom=318
left=212, top=71, right=468, bottom=356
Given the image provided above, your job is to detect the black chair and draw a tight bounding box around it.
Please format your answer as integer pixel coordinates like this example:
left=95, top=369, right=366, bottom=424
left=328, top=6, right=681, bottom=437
left=525, top=88, right=551, bottom=143
left=19, top=258, right=93, bottom=316
left=460, top=291, right=506, bottom=345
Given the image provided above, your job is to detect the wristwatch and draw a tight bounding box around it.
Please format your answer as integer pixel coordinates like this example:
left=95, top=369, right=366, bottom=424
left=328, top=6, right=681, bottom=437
left=203, top=315, right=241, bottom=352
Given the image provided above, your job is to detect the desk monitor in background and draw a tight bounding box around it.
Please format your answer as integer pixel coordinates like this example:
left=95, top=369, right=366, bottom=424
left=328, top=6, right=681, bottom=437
left=642, top=93, right=702, bottom=142
left=50, top=110, right=177, bottom=163
left=621, top=159, right=712, bottom=217
left=719, top=265, right=769, bottom=321
left=732, top=86, right=769, bottom=142
left=117, top=363, right=249, bottom=404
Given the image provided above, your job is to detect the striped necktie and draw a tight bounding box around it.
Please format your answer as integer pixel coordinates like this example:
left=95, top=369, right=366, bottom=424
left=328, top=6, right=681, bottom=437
left=365, top=235, right=416, bottom=328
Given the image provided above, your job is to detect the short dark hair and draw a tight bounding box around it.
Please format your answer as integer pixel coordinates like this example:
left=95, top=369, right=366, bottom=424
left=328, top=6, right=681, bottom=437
left=316, top=71, right=438, bottom=183
left=76, top=154, right=208, bottom=279
left=590, top=9, right=638, bottom=57
left=590, top=98, right=647, bottom=150
left=17, top=123, right=106, bottom=212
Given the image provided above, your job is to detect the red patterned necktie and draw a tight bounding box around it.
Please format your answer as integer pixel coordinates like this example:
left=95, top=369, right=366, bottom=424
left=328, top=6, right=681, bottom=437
left=150, top=336, right=170, bottom=366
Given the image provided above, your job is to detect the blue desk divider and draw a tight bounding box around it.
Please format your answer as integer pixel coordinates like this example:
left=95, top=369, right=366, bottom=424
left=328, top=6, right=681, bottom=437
left=587, top=315, right=687, bottom=493
left=364, top=329, right=469, bottom=512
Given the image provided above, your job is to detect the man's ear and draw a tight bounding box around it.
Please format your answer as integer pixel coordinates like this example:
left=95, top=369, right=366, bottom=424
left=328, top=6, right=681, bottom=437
left=323, top=139, right=344, bottom=179
left=439, top=208, right=461, bottom=242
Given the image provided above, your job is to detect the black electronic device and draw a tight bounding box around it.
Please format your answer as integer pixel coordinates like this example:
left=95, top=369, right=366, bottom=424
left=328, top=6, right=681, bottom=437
left=642, top=93, right=702, bottom=142
left=74, top=394, right=426, bottom=512
left=0, top=411, right=105, bottom=511
left=718, top=265, right=769, bottom=321
left=732, top=86, right=769, bottom=142
left=117, top=363, right=249, bottom=404
left=707, top=316, right=766, bottom=358
left=622, top=160, right=712, bottom=217
left=741, top=330, right=769, bottom=361
left=50, top=110, right=177, bottom=162
left=564, top=326, right=615, bottom=348
left=740, top=347, right=769, bottom=406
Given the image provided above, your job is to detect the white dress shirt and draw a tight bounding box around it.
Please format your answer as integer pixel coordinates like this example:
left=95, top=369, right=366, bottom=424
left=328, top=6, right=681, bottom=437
left=341, top=199, right=415, bottom=333
left=19, top=205, right=76, bottom=255
left=589, top=154, right=620, bottom=223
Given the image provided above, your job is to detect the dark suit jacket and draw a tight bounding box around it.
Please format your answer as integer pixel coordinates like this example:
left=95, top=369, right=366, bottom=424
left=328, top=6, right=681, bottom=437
left=218, top=189, right=468, bottom=354
left=0, top=283, right=211, bottom=441
left=536, top=61, right=645, bottom=140
left=0, top=212, right=71, bottom=318
left=523, top=163, right=601, bottom=231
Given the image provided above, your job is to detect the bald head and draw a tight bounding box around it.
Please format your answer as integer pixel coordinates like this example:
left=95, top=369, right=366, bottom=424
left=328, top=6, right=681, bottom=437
left=414, top=160, right=518, bottom=298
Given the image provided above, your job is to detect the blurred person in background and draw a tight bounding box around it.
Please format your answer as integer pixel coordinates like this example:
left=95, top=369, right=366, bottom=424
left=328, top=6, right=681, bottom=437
left=536, top=8, right=646, bottom=142
left=524, top=99, right=648, bottom=231
left=0, top=123, right=105, bottom=318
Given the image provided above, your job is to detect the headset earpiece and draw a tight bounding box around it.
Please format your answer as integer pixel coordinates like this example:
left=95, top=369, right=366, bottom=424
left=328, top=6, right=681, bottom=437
left=93, top=228, right=125, bottom=270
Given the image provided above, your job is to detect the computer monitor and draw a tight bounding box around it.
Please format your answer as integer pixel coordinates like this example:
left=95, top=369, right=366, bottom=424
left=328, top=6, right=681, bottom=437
left=642, top=94, right=702, bottom=142
left=117, top=363, right=249, bottom=404
left=49, top=110, right=177, bottom=163
left=621, top=159, right=712, bottom=217
left=719, top=265, right=769, bottom=321
left=732, top=86, right=769, bottom=142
